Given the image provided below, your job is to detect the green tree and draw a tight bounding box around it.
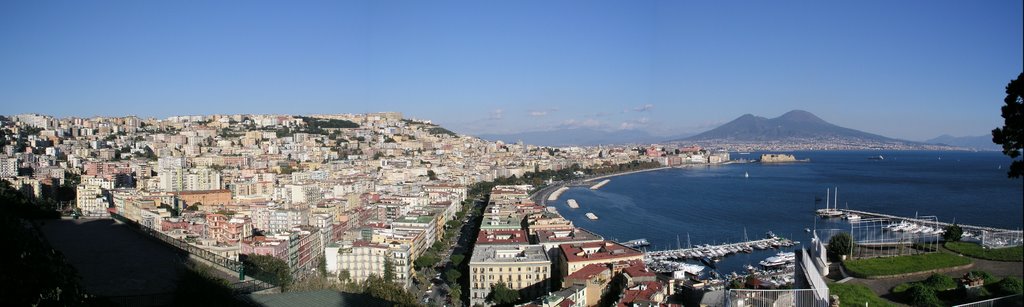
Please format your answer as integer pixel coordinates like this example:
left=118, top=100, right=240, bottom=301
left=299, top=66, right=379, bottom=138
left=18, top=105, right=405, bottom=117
left=943, top=224, right=963, bottom=242
left=992, top=72, right=1024, bottom=178
left=445, top=268, right=461, bottom=285
left=449, top=285, right=463, bottom=307
left=451, top=254, right=465, bottom=267
left=486, top=282, right=520, bottom=306
left=242, top=254, right=292, bottom=288
left=414, top=254, right=439, bottom=270
left=317, top=254, right=327, bottom=278
left=338, top=269, right=351, bottom=283
left=383, top=256, right=396, bottom=284
left=827, top=232, right=855, bottom=261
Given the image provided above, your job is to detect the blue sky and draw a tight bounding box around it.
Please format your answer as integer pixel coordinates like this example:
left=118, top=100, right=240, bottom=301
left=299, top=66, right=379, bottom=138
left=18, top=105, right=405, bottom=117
left=1, top=1, right=1021, bottom=141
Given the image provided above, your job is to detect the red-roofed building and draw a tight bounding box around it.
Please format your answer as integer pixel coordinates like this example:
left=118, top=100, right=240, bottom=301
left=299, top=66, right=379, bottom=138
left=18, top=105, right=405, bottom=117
left=563, top=263, right=611, bottom=306
left=476, top=229, right=530, bottom=245
left=619, top=260, right=657, bottom=284
left=616, top=281, right=669, bottom=307
left=559, top=241, right=644, bottom=279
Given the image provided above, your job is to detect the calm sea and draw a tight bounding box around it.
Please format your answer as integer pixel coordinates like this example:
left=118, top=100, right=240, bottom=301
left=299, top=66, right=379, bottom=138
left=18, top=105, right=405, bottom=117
left=553, top=150, right=1023, bottom=275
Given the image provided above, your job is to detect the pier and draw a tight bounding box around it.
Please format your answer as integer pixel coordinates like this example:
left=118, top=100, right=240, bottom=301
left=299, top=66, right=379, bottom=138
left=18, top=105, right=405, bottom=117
left=839, top=209, right=1023, bottom=235
left=590, top=179, right=610, bottom=190
left=547, top=186, right=568, bottom=201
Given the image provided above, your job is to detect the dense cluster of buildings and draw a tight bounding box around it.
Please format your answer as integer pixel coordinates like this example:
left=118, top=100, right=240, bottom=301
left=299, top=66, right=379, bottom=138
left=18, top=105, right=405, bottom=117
left=467, top=185, right=675, bottom=307
left=0, top=112, right=738, bottom=306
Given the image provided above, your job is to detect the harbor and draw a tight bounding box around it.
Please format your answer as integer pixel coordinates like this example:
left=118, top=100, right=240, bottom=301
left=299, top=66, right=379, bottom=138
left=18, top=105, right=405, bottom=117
left=644, top=235, right=799, bottom=263
left=641, top=233, right=802, bottom=292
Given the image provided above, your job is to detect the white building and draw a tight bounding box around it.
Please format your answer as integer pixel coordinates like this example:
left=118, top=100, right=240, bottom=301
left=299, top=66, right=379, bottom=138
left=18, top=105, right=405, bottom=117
left=328, top=240, right=413, bottom=289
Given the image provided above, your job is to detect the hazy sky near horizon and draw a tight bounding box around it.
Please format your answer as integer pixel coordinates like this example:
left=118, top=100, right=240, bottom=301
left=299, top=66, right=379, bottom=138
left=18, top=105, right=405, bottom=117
left=1, top=1, right=1021, bottom=141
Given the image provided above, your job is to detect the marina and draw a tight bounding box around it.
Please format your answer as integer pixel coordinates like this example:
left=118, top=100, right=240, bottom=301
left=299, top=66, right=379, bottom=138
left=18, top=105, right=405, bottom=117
left=589, top=179, right=610, bottom=190
left=644, top=235, right=798, bottom=263
left=566, top=199, right=579, bottom=209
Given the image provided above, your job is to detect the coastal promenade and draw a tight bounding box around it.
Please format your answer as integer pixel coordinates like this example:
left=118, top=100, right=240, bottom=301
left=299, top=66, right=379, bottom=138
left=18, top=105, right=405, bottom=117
left=581, top=166, right=671, bottom=183
left=531, top=166, right=673, bottom=205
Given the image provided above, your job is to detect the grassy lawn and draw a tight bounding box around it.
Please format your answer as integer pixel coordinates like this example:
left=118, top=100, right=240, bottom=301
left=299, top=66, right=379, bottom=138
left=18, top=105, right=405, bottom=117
left=828, top=283, right=896, bottom=307
left=844, top=253, right=972, bottom=278
left=945, top=241, right=1023, bottom=262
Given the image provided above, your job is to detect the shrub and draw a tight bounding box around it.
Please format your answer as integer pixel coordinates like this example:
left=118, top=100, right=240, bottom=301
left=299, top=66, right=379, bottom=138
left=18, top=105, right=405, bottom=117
left=997, top=277, right=1023, bottom=295
left=892, top=282, right=913, bottom=295
left=908, top=284, right=943, bottom=307
left=922, top=274, right=956, bottom=291
left=827, top=233, right=854, bottom=261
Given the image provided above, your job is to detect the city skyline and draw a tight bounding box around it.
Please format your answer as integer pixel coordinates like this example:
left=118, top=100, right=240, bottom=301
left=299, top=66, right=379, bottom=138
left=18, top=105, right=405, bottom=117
left=2, top=1, right=1022, bottom=141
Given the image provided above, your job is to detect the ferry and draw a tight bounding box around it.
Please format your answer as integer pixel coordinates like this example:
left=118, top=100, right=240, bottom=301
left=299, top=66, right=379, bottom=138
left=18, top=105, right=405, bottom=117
left=868, top=155, right=885, bottom=160
left=566, top=199, right=579, bottom=209
left=585, top=212, right=599, bottom=220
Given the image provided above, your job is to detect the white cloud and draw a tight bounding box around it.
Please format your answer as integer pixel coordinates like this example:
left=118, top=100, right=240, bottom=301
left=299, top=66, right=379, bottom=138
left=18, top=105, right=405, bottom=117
left=633, top=104, right=654, bottom=112
left=618, top=117, right=650, bottom=130
left=559, top=118, right=603, bottom=129
left=528, top=108, right=558, bottom=117
left=489, top=109, right=505, bottom=120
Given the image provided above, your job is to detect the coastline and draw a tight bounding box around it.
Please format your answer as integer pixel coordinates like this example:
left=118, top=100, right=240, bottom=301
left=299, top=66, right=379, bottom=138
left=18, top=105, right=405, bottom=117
left=581, top=166, right=673, bottom=183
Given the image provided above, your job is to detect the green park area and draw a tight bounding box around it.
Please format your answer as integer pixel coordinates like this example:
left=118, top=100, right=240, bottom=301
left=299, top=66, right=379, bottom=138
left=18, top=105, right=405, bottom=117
left=827, top=283, right=895, bottom=307
left=945, top=242, right=1023, bottom=262
left=843, top=253, right=972, bottom=278
left=890, top=272, right=1023, bottom=306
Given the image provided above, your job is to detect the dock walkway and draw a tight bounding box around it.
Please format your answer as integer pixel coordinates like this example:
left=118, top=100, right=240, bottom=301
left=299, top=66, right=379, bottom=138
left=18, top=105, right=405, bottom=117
left=840, top=209, right=1022, bottom=234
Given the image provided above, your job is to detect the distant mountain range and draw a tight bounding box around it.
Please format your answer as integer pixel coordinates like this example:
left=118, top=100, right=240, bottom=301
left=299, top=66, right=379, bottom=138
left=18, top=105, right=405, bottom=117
left=476, top=128, right=692, bottom=147
left=925, top=134, right=1000, bottom=151
left=678, top=110, right=904, bottom=143
left=474, top=110, right=982, bottom=149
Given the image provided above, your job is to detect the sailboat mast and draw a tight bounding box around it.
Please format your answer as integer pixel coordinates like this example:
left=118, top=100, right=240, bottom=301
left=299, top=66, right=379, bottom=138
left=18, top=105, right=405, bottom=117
left=826, top=188, right=830, bottom=209
left=834, top=187, right=839, bottom=210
